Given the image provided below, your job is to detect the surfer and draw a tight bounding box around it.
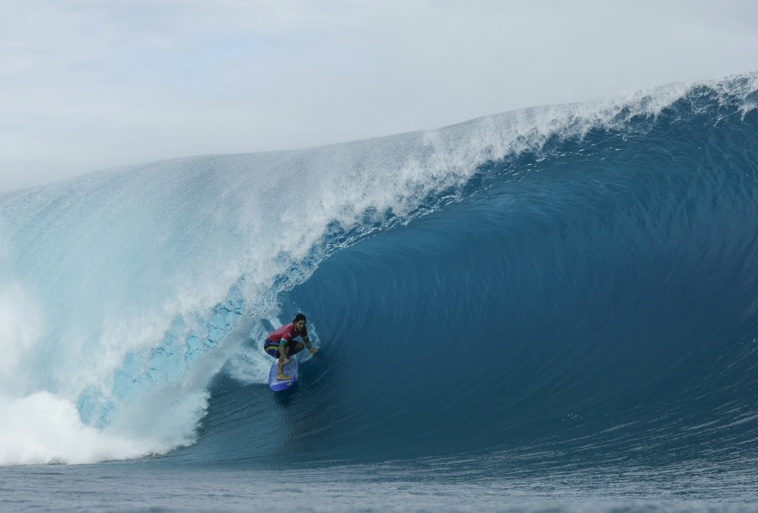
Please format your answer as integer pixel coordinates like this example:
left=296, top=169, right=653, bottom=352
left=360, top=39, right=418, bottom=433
left=264, top=313, right=319, bottom=380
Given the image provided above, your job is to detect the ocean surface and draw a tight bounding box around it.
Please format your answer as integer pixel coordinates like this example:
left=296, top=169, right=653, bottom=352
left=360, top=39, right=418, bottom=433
left=1, top=73, right=758, bottom=512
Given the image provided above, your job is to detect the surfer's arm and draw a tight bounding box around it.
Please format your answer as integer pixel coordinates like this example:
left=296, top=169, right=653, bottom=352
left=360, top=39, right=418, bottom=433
left=279, top=338, right=291, bottom=362
left=303, top=336, right=318, bottom=354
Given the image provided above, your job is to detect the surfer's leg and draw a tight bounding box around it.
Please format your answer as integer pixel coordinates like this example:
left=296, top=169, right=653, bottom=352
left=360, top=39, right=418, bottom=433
left=289, top=341, right=305, bottom=356
left=277, top=345, right=292, bottom=380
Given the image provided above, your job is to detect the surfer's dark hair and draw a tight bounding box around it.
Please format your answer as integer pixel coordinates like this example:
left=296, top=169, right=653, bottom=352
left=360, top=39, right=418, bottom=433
left=293, top=313, right=307, bottom=324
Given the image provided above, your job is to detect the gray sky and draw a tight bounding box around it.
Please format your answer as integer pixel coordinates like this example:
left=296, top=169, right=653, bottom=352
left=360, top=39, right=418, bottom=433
left=1, top=0, right=757, bottom=191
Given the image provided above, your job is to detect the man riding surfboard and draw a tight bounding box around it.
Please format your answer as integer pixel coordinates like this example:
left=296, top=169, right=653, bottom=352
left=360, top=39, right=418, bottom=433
left=264, top=313, right=319, bottom=380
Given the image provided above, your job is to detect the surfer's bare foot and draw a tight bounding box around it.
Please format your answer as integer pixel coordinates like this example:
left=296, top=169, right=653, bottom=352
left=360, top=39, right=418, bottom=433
left=277, top=374, right=292, bottom=381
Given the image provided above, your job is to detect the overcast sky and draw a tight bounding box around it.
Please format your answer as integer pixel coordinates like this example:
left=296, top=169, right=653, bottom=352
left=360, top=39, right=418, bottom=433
left=1, top=0, right=757, bottom=191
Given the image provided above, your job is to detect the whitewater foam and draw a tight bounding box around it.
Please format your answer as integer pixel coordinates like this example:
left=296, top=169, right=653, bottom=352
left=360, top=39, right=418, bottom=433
left=0, top=284, right=42, bottom=396
left=0, top=392, right=156, bottom=465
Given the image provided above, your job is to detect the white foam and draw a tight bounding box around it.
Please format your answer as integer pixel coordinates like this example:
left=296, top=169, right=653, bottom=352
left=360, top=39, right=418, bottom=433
left=0, top=392, right=157, bottom=465
left=0, top=284, right=42, bottom=395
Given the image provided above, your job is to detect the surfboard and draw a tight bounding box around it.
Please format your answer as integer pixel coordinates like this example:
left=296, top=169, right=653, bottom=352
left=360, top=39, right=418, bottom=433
left=268, top=357, right=298, bottom=391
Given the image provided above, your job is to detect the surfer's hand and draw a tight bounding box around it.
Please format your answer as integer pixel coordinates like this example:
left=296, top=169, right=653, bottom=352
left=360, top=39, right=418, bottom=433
left=310, top=348, right=319, bottom=355
left=282, top=357, right=291, bottom=364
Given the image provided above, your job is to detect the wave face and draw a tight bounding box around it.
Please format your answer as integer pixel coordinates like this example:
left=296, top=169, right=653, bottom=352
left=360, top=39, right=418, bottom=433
left=1, top=74, right=758, bottom=470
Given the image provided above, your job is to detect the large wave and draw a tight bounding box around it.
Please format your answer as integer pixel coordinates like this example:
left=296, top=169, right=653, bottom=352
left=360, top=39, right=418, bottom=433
left=1, top=73, right=757, bottom=466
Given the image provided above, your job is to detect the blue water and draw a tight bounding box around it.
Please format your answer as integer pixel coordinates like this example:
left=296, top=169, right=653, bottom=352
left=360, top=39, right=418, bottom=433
left=2, top=74, right=758, bottom=512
